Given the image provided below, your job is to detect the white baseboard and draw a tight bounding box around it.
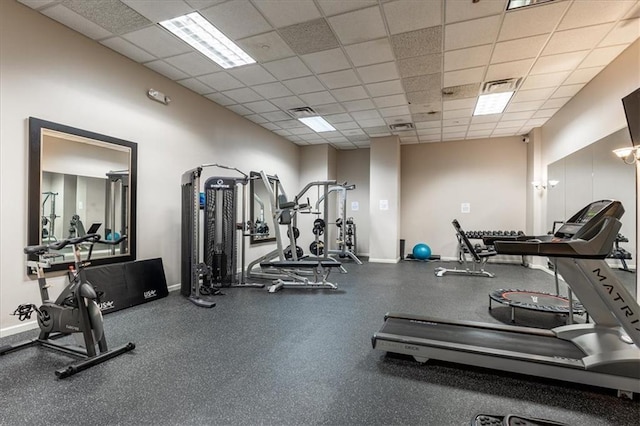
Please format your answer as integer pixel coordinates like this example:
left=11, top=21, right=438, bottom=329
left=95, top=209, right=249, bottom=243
left=0, top=320, right=38, bottom=338
left=167, top=283, right=181, bottom=292
left=368, top=257, right=400, bottom=264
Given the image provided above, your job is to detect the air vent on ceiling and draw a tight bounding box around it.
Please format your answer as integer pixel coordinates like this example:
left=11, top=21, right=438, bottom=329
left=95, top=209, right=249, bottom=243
left=481, top=78, right=522, bottom=94
left=389, top=122, right=414, bottom=132
left=287, top=106, right=317, bottom=119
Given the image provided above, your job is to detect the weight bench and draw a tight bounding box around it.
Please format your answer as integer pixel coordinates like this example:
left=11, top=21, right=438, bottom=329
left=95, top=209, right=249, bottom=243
left=435, top=219, right=496, bottom=278
left=260, top=259, right=341, bottom=293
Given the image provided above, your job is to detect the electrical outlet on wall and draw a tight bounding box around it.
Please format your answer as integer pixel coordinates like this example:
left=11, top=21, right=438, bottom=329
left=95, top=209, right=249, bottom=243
left=461, top=203, right=470, bottom=213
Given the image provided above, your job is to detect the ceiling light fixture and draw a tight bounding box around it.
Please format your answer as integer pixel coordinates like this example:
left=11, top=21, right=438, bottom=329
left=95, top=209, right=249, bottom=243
left=298, top=116, right=336, bottom=133
left=473, top=92, right=514, bottom=116
left=507, top=0, right=555, bottom=11
left=160, top=12, right=255, bottom=69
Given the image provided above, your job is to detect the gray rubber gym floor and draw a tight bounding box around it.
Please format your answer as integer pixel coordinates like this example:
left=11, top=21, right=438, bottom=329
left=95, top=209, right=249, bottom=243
left=0, top=260, right=638, bottom=426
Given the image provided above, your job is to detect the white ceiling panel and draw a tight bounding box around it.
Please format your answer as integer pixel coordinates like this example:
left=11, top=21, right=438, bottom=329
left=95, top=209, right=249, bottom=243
left=227, top=104, right=253, bottom=115
left=445, top=0, right=504, bottom=24
left=123, top=26, right=192, bottom=58
left=205, top=92, right=235, bottom=106
left=531, top=108, right=560, bottom=119
left=101, top=37, right=156, bottom=62
left=557, top=0, right=636, bottom=30
left=316, top=0, right=378, bottom=17
left=471, top=114, right=501, bottom=124
left=383, top=0, right=442, bottom=35
left=177, top=77, right=214, bottom=94
left=501, top=111, right=534, bottom=121
left=121, top=0, right=192, bottom=22
left=468, top=122, right=497, bottom=131
left=416, top=121, right=442, bottom=129
left=260, top=111, right=292, bottom=121
left=199, top=1, right=271, bottom=40
left=366, top=80, right=404, bottom=97
left=485, top=59, right=534, bottom=81
left=445, top=15, right=501, bottom=51
left=270, top=96, right=305, bottom=110
left=397, top=54, right=441, bottom=78
left=253, top=0, right=320, bottom=28
left=579, top=45, right=629, bottom=68
left=237, top=32, right=295, bottom=63
left=41, top=4, right=113, bottom=40
left=245, top=114, right=269, bottom=124
left=373, top=94, right=408, bottom=108
left=379, top=105, right=411, bottom=118
left=332, top=86, right=369, bottom=102
left=520, top=71, right=571, bottom=90
left=444, top=44, right=493, bottom=72
left=351, top=109, right=382, bottom=121
left=318, top=69, right=361, bottom=89
left=263, top=57, right=312, bottom=80
left=551, top=84, right=584, bottom=99
left=443, top=98, right=476, bottom=111
left=301, top=48, right=351, bottom=74
left=251, top=82, right=293, bottom=99
left=221, top=87, right=263, bottom=103
left=299, top=91, right=337, bottom=106
left=542, top=97, right=572, bottom=109
left=185, top=0, right=225, bottom=8
left=530, top=51, right=589, bottom=75
left=344, top=38, right=395, bottom=67
left=442, top=109, right=473, bottom=119
left=511, top=88, right=555, bottom=103
left=198, top=72, right=244, bottom=91
left=164, top=52, right=222, bottom=76
left=145, top=60, right=189, bottom=80
left=444, top=67, right=485, bottom=87
left=314, top=103, right=347, bottom=114
left=496, top=119, right=527, bottom=129
left=498, top=1, right=570, bottom=41
left=277, top=120, right=306, bottom=129
left=343, top=99, right=376, bottom=112
left=243, top=100, right=279, bottom=114
left=329, top=6, right=387, bottom=45
left=505, top=100, right=545, bottom=113
left=326, top=114, right=357, bottom=124
left=282, top=76, right=325, bottom=94
left=543, top=24, right=613, bottom=56
left=563, top=67, right=603, bottom=85
left=357, top=62, right=400, bottom=84
left=600, top=18, right=640, bottom=46
left=228, top=64, right=276, bottom=86
left=491, top=35, right=548, bottom=64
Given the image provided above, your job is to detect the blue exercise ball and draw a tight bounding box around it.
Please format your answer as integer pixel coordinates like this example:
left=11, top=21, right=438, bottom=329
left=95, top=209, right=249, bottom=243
left=107, top=232, right=120, bottom=241
left=412, top=243, right=432, bottom=260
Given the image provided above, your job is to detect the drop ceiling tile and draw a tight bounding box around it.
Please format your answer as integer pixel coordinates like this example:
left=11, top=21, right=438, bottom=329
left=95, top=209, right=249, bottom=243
left=314, top=103, right=347, bottom=114
left=558, top=0, right=636, bottom=30
left=442, top=132, right=466, bottom=140
left=18, top=0, right=58, bottom=8
left=401, top=74, right=440, bottom=94
left=300, top=133, right=324, bottom=141
left=274, top=129, right=293, bottom=136
left=120, top=0, right=192, bottom=22
left=326, top=136, right=350, bottom=143
left=443, top=98, right=476, bottom=111
left=227, top=104, right=253, bottom=115
left=245, top=114, right=269, bottom=124
left=418, top=127, right=442, bottom=135
left=442, top=124, right=468, bottom=132
left=501, top=111, right=534, bottom=121
left=543, top=24, right=613, bottom=56
left=185, top=0, right=225, bottom=8
left=264, top=57, right=312, bottom=80
left=498, top=1, right=570, bottom=41
left=445, top=15, right=501, bottom=51
left=270, top=96, right=305, bottom=110
left=511, top=88, right=555, bottom=103
left=580, top=45, right=628, bottom=68
left=485, top=59, right=534, bottom=81
left=299, top=91, right=337, bottom=106
left=221, top=87, right=263, bottom=103
left=505, top=100, right=545, bottom=113
left=123, top=26, right=192, bottom=58
left=260, top=122, right=281, bottom=130
left=468, top=122, right=497, bottom=131
left=199, top=1, right=272, bottom=39
left=532, top=108, right=559, bottom=119
left=443, top=118, right=470, bottom=128
left=564, top=67, right=603, bottom=85
left=350, top=110, right=381, bottom=121
left=406, top=91, right=441, bottom=105
left=332, top=86, right=369, bottom=102
left=357, top=118, right=387, bottom=128
left=391, top=26, right=442, bottom=59
left=419, top=135, right=441, bottom=142
left=386, top=115, right=413, bottom=126
left=237, top=32, right=295, bottom=63
left=326, top=114, right=356, bottom=124
left=383, top=0, right=442, bottom=35
left=551, top=84, right=584, bottom=99
left=251, top=82, right=293, bottom=98
left=442, top=83, right=480, bottom=101
left=443, top=109, right=473, bottom=119
left=491, top=35, right=548, bottom=64
left=397, top=54, right=441, bottom=78
left=343, top=99, right=376, bottom=112
left=279, top=18, right=340, bottom=55
left=467, top=130, right=493, bottom=138
left=56, top=0, right=151, bottom=34
left=317, top=0, right=378, bottom=17
left=199, top=72, right=244, bottom=91
left=41, top=4, right=113, bottom=40
left=492, top=127, right=521, bottom=136
left=542, top=97, right=571, bottom=109
left=165, top=52, right=222, bottom=76
left=400, top=136, right=419, bottom=144
left=496, top=119, right=527, bottom=129
left=282, top=76, right=325, bottom=94
left=525, top=118, right=550, bottom=127
left=205, top=92, right=235, bottom=106
left=177, top=77, right=214, bottom=94
left=101, top=37, right=156, bottom=62
left=445, top=0, right=504, bottom=24
left=344, top=38, right=395, bottom=67
left=520, top=71, right=571, bottom=90
left=301, top=48, right=350, bottom=74
left=366, top=80, right=404, bottom=97
left=318, top=131, right=342, bottom=138
left=333, top=121, right=361, bottom=130
left=600, top=18, right=640, bottom=46
left=471, top=114, right=501, bottom=124
left=443, top=67, right=485, bottom=87
left=357, top=62, right=400, bottom=84
left=261, top=111, right=292, bottom=121
left=243, top=100, right=279, bottom=114
left=444, top=44, right=492, bottom=72
left=373, top=94, right=408, bottom=108
left=145, top=60, right=189, bottom=80
left=416, top=121, right=442, bottom=129
left=318, top=69, right=361, bottom=89
left=277, top=119, right=306, bottom=129
left=288, top=127, right=315, bottom=135
left=253, top=0, right=320, bottom=27
left=379, top=105, right=411, bottom=118
left=530, top=51, right=589, bottom=75
left=228, top=64, right=276, bottom=86
left=329, top=6, right=386, bottom=45
left=342, top=129, right=366, bottom=136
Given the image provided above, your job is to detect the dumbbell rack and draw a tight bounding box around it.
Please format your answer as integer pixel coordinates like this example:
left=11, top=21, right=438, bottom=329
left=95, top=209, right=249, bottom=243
left=461, top=230, right=529, bottom=267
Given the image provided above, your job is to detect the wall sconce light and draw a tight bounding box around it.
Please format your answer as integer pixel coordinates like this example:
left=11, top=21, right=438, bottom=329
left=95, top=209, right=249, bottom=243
left=147, top=88, right=171, bottom=105
left=531, top=180, right=559, bottom=190
left=613, top=146, right=640, bottom=164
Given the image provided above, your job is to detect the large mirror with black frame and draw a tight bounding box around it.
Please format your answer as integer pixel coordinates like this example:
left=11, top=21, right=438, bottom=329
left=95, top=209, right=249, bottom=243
left=28, top=117, right=137, bottom=271
left=547, top=127, right=636, bottom=294
left=249, top=171, right=277, bottom=245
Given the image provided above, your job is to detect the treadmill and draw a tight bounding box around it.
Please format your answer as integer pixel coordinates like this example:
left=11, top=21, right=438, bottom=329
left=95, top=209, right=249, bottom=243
left=372, top=200, right=640, bottom=398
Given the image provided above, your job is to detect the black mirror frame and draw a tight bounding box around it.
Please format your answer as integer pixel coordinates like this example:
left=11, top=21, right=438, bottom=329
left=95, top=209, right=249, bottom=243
left=28, top=117, right=137, bottom=271
left=249, top=171, right=276, bottom=245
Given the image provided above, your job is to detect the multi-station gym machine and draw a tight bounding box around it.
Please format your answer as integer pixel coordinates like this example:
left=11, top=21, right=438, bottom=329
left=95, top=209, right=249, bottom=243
left=181, top=164, right=263, bottom=308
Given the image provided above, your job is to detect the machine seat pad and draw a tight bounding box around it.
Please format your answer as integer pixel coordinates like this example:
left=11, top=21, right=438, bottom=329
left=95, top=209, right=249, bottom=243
left=261, top=260, right=342, bottom=268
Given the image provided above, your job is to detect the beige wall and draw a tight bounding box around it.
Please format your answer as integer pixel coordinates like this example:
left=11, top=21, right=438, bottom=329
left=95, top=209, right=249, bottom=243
left=0, top=1, right=299, bottom=334
left=401, top=136, right=527, bottom=260
left=336, top=149, right=370, bottom=256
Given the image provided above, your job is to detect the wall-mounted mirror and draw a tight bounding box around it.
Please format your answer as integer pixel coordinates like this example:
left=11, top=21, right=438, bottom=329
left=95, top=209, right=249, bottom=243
left=547, top=127, right=636, bottom=293
left=28, top=117, right=137, bottom=271
left=249, top=171, right=277, bottom=244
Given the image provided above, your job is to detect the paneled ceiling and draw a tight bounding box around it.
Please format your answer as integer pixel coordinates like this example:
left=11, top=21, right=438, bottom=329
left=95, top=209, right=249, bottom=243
left=18, top=0, right=640, bottom=149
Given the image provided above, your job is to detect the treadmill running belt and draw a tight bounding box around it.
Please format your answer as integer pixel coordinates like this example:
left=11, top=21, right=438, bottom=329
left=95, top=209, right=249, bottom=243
left=380, top=318, right=586, bottom=360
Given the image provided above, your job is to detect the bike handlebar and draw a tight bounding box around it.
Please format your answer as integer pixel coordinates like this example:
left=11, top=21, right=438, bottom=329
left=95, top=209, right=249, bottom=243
left=24, top=233, right=127, bottom=255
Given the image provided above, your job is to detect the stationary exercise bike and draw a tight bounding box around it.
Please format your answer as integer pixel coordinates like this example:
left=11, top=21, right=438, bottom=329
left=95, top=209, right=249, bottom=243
left=0, top=233, right=135, bottom=378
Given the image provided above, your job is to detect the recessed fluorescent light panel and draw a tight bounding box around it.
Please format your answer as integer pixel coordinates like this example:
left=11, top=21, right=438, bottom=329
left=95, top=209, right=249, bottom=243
left=298, top=116, right=336, bottom=133
left=160, top=12, right=255, bottom=69
left=507, top=0, right=555, bottom=10
left=473, top=92, right=514, bottom=116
